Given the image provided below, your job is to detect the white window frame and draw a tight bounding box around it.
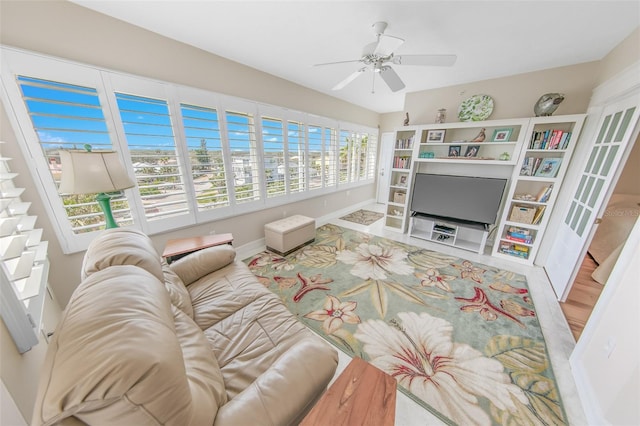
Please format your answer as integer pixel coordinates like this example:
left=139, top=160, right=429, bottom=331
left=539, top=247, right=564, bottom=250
left=0, top=46, right=377, bottom=254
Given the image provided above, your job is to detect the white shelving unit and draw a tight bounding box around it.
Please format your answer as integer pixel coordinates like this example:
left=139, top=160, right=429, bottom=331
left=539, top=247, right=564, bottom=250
left=384, top=115, right=587, bottom=263
left=384, top=118, right=529, bottom=235
left=492, top=114, right=587, bottom=264
left=384, top=128, right=416, bottom=232
left=0, top=142, right=49, bottom=353
left=409, top=214, right=489, bottom=254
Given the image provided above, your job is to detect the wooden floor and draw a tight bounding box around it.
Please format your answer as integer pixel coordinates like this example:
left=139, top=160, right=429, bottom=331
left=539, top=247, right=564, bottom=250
left=560, top=253, right=604, bottom=341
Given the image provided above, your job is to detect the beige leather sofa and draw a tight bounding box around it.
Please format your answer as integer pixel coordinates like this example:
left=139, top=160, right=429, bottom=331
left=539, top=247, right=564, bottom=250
left=32, top=228, right=338, bottom=426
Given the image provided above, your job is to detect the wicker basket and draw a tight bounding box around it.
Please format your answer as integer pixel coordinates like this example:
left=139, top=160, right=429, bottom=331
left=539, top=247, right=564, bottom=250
left=393, top=192, right=406, bottom=203
left=509, top=205, right=536, bottom=224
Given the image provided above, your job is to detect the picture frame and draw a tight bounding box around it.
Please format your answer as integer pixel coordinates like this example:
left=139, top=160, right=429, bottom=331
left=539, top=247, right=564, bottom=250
left=464, top=145, right=480, bottom=158
left=534, top=157, right=562, bottom=178
left=448, top=145, right=461, bottom=157
left=492, top=128, right=513, bottom=142
left=426, top=129, right=446, bottom=143
left=398, top=175, right=408, bottom=186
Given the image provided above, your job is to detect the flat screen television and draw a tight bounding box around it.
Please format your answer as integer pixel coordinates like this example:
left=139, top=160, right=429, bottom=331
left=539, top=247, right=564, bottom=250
left=410, top=173, right=507, bottom=226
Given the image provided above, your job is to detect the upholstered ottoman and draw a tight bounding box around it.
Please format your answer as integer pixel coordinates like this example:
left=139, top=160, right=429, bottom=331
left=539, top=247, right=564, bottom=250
left=265, top=215, right=315, bottom=255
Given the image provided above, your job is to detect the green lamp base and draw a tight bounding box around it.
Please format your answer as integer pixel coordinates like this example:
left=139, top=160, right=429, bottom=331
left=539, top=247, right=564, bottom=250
left=95, top=193, right=119, bottom=229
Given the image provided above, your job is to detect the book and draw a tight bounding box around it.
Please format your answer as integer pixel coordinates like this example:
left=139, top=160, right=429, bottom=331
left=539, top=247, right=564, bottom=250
left=520, top=157, right=534, bottom=176
left=532, top=205, right=546, bottom=225
left=534, top=157, right=562, bottom=177
left=535, top=184, right=553, bottom=202
left=505, top=234, right=533, bottom=244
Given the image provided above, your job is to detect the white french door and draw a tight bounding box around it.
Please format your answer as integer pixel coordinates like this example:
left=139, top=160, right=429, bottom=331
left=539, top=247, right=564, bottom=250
left=546, top=91, right=640, bottom=300
left=376, top=132, right=394, bottom=204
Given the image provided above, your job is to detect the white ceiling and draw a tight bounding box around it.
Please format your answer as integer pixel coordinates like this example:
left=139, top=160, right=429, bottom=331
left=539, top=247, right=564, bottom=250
left=71, top=1, right=639, bottom=113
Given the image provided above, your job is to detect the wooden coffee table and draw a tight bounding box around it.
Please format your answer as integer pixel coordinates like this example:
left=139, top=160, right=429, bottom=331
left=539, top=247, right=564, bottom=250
left=162, top=233, right=233, bottom=263
left=300, top=357, right=396, bottom=426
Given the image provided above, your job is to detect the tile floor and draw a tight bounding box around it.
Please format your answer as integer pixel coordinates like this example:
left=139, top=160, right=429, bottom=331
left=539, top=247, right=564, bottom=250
left=321, top=203, right=586, bottom=425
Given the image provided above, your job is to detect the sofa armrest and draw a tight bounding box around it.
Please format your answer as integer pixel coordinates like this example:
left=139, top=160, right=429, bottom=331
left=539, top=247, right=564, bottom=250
left=213, top=337, right=338, bottom=426
left=169, top=245, right=236, bottom=285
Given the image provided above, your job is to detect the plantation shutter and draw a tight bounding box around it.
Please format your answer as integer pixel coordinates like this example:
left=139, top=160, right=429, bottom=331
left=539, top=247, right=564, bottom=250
left=307, top=125, right=323, bottom=190
left=324, top=127, right=337, bottom=188
left=16, top=76, right=133, bottom=232
left=225, top=110, right=260, bottom=204
left=261, top=116, right=285, bottom=198
left=287, top=120, right=306, bottom=193
left=180, top=103, right=229, bottom=211
left=338, top=130, right=351, bottom=184
left=114, top=93, right=189, bottom=221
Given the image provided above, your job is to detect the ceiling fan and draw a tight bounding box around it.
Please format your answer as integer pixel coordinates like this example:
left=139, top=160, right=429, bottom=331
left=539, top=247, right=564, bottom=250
left=314, top=21, right=457, bottom=93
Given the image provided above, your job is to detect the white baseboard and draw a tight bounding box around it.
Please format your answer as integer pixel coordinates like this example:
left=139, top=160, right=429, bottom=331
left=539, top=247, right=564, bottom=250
left=315, top=198, right=377, bottom=226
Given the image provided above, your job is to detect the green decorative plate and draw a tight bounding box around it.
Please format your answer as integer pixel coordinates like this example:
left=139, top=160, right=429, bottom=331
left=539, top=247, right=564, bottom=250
left=458, top=94, right=494, bottom=121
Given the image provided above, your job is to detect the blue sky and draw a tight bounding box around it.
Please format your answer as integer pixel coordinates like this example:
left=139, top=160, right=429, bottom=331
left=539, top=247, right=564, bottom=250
left=19, top=75, right=334, bottom=154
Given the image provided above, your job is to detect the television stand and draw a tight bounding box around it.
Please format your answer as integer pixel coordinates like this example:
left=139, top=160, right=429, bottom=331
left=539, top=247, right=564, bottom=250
left=409, top=214, right=489, bottom=254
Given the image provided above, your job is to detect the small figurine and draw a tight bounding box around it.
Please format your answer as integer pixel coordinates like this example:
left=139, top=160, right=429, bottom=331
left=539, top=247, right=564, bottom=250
left=534, top=93, right=565, bottom=116
left=470, top=128, right=486, bottom=142
left=403, top=112, right=410, bottom=126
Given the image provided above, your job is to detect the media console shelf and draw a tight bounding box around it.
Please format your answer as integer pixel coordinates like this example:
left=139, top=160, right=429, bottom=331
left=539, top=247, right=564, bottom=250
left=409, top=214, right=489, bottom=254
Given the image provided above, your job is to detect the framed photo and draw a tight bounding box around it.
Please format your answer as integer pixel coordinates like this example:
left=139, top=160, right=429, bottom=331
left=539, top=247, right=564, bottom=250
left=398, top=175, right=408, bottom=186
left=448, top=145, right=461, bottom=157
left=534, top=157, right=562, bottom=178
left=464, top=145, right=480, bottom=157
left=426, top=129, right=446, bottom=143
left=492, top=128, right=513, bottom=142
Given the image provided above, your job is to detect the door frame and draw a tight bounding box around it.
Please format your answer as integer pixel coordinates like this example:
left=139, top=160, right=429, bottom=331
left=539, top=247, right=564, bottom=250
left=541, top=61, right=640, bottom=301
left=376, top=132, right=395, bottom=204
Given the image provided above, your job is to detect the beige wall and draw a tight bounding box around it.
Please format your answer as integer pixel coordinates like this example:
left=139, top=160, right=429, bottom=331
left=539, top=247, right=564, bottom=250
left=613, top=133, right=640, bottom=195
left=380, top=61, right=599, bottom=132
left=596, top=27, right=640, bottom=86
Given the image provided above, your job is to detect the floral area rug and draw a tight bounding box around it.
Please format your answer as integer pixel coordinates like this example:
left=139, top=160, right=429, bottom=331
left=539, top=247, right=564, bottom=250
left=245, top=224, right=566, bottom=426
left=339, top=209, right=384, bottom=225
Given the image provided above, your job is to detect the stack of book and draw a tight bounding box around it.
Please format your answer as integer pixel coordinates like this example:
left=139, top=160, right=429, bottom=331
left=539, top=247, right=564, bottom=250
left=505, top=227, right=534, bottom=244
left=393, top=156, right=411, bottom=169
left=528, top=129, right=572, bottom=150
left=499, top=241, right=530, bottom=259
left=395, top=137, right=414, bottom=149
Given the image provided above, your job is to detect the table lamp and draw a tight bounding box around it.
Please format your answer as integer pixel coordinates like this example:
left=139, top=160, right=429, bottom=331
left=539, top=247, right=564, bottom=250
left=58, top=147, right=135, bottom=229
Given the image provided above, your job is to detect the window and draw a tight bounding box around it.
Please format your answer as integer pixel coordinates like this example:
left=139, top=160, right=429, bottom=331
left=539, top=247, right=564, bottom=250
left=324, top=127, right=337, bottom=187
left=307, top=125, right=323, bottom=191
left=261, top=116, right=285, bottom=198
left=287, top=120, right=306, bottom=193
left=115, top=93, right=190, bottom=221
left=16, top=76, right=133, bottom=233
left=225, top=110, right=260, bottom=204
left=1, top=47, right=377, bottom=253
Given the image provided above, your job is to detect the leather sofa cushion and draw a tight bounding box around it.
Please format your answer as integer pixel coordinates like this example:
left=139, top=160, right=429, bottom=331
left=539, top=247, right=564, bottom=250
left=81, top=228, right=164, bottom=283
left=32, top=265, right=225, bottom=426
left=163, top=261, right=194, bottom=319
left=169, top=244, right=235, bottom=285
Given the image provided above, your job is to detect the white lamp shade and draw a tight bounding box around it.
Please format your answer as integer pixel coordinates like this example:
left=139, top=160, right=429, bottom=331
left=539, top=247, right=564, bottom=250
left=58, top=150, right=135, bottom=194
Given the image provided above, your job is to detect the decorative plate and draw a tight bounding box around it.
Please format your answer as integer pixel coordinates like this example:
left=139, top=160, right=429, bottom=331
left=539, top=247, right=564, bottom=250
left=458, top=94, right=494, bottom=122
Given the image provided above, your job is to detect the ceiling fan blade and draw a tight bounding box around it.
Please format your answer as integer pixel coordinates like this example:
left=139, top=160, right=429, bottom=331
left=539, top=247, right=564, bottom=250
left=373, top=34, right=404, bottom=57
left=314, top=59, right=363, bottom=67
left=392, top=54, right=457, bottom=67
left=332, top=68, right=366, bottom=91
left=379, top=66, right=405, bottom=92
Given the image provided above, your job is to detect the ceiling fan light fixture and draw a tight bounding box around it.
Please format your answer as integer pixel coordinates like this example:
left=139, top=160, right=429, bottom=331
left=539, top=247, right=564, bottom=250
left=316, top=20, right=456, bottom=93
